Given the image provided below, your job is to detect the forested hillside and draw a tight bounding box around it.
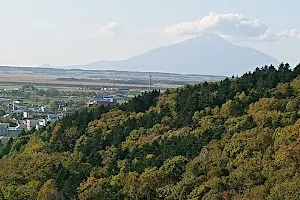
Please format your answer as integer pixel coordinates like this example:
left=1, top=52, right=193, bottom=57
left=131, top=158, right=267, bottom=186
left=1, top=63, right=300, bottom=200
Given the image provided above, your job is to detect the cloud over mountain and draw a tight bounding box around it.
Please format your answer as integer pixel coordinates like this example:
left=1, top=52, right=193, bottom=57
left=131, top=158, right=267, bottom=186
left=165, top=12, right=267, bottom=38
left=254, top=29, right=300, bottom=41
left=164, top=12, right=300, bottom=42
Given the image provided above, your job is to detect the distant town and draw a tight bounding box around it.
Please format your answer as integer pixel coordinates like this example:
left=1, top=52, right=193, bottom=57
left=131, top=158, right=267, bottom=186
left=0, top=86, right=128, bottom=140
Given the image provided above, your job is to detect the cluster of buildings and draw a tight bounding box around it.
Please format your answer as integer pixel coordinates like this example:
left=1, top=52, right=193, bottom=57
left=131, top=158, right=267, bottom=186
left=0, top=100, right=67, bottom=137
left=87, top=97, right=117, bottom=107
left=0, top=115, right=63, bottom=137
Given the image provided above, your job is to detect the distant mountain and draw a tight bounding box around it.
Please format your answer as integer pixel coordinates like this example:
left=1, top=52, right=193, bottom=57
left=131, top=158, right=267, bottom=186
left=39, top=63, right=52, bottom=68
left=65, top=33, right=280, bottom=76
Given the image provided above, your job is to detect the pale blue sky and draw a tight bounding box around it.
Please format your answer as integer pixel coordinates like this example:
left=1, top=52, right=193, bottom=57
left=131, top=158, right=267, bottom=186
left=0, top=0, right=299, bottom=67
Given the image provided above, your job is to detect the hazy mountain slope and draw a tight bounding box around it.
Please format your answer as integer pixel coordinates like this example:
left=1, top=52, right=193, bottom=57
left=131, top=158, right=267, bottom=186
left=81, top=33, right=279, bottom=76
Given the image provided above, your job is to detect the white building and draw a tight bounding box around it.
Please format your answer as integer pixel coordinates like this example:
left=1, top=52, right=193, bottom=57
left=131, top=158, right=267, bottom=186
left=23, top=111, right=30, bottom=118
left=25, top=119, right=39, bottom=131
left=39, top=119, right=47, bottom=126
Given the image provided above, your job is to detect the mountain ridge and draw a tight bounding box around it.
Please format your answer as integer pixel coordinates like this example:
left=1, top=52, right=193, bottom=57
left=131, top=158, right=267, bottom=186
left=65, top=34, right=280, bottom=76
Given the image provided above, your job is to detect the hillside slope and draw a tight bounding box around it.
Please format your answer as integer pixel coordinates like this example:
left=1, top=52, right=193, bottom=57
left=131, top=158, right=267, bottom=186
left=0, top=63, right=300, bottom=199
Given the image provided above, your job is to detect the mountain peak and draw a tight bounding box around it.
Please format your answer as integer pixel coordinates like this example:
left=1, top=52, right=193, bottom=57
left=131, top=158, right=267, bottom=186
left=200, top=32, right=223, bottom=39
left=39, top=63, right=52, bottom=67
left=184, top=33, right=229, bottom=44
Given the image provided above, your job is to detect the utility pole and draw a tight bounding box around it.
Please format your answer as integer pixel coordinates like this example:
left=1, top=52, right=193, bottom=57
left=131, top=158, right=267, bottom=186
left=149, top=75, right=152, bottom=91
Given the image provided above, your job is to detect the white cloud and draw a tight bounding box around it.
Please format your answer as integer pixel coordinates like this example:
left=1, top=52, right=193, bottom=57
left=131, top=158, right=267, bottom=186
left=276, top=29, right=300, bottom=39
left=84, top=22, right=122, bottom=40
left=251, top=29, right=300, bottom=41
left=165, top=12, right=267, bottom=38
left=164, top=12, right=300, bottom=42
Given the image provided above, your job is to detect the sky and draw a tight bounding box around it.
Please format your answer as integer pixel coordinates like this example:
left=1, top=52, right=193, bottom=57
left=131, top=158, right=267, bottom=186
left=0, top=0, right=300, bottom=67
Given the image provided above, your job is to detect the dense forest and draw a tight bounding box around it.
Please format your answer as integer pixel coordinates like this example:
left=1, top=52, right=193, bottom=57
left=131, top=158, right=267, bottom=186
left=1, top=63, right=300, bottom=199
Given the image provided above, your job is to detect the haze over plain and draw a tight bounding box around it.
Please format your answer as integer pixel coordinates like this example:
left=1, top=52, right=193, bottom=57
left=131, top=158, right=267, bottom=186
left=0, top=1, right=299, bottom=75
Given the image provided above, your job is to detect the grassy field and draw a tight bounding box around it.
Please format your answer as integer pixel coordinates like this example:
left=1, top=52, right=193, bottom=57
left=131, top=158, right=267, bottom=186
left=0, top=75, right=180, bottom=91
